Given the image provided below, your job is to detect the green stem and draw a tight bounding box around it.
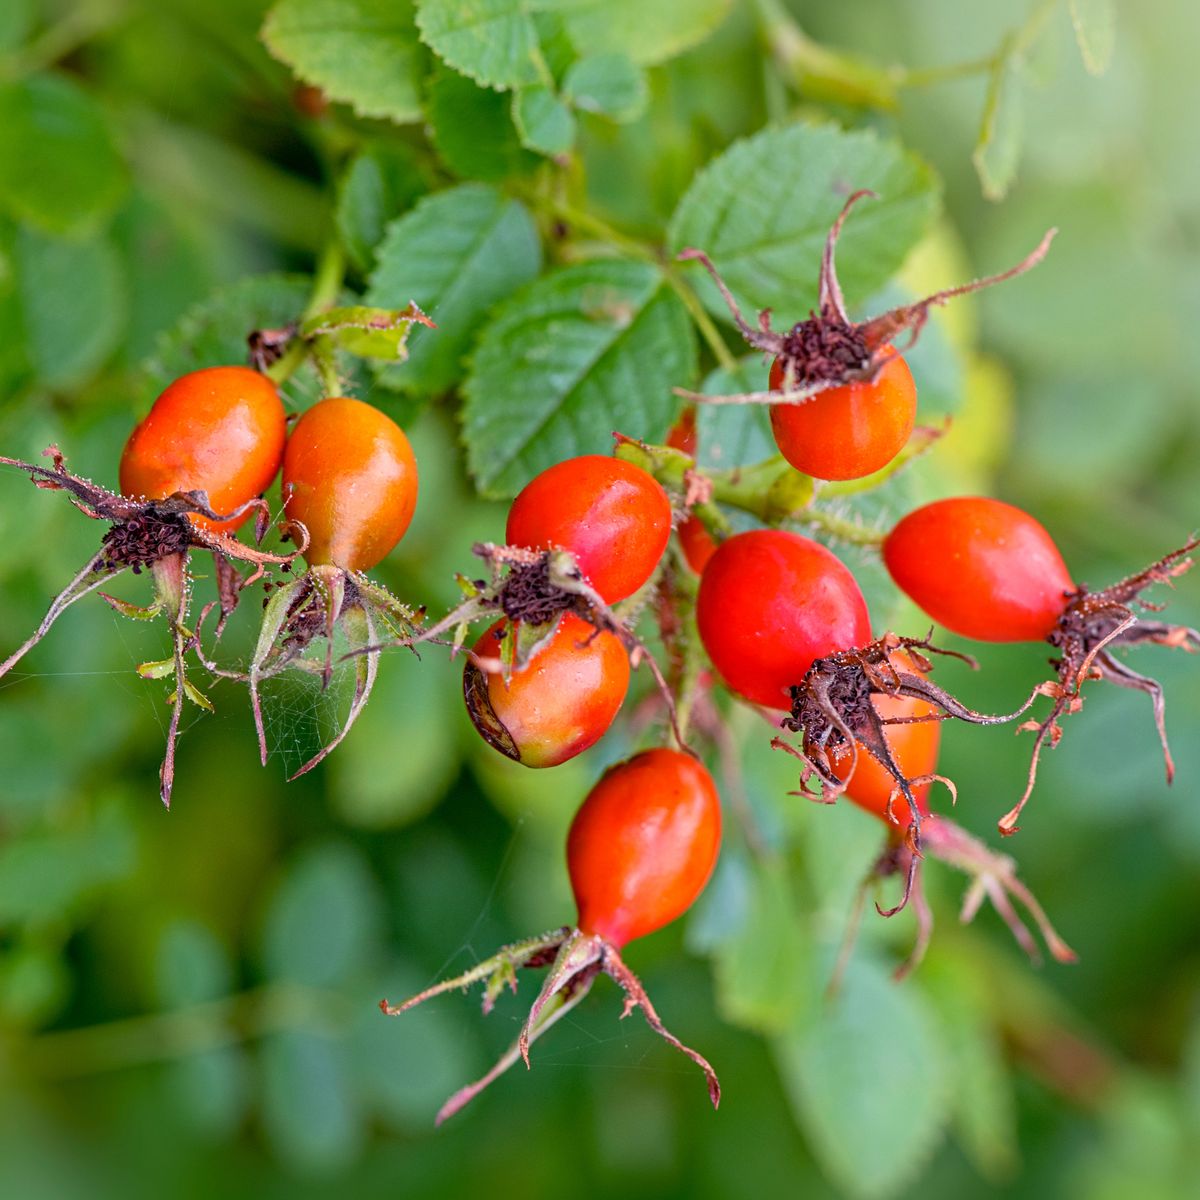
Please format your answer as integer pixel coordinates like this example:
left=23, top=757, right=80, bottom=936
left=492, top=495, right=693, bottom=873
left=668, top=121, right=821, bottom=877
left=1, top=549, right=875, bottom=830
left=19, top=983, right=348, bottom=1079
left=754, top=0, right=898, bottom=110
left=536, top=193, right=738, bottom=373
left=265, top=239, right=346, bottom=388
left=665, top=272, right=740, bottom=374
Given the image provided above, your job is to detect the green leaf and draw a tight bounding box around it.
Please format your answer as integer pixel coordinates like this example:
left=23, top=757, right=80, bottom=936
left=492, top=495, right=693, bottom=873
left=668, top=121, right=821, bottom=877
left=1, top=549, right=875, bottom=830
left=351, top=964, right=484, bottom=1128
left=260, top=1030, right=363, bottom=1172
left=694, top=357, right=774, bottom=470
left=773, top=954, right=951, bottom=1199
left=0, top=74, right=126, bottom=236
left=335, top=143, right=428, bottom=273
left=261, top=0, right=424, bottom=122
left=511, top=84, right=575, bottom=155
left=260, top=842, right=384, bottom=988
left=14, top=225, right=126, bottom=388
left=156, top=920, right=233, bottom=1008
left=924, top=961, right=1018, bottom=1182
left=425, top=63, right=540, bottom=181
left=0, top=0, right=35, bottom=52
left=562, top=52, right=647, bottom=122
left=416, top=0, right=549, bottom=90
left=462, top=259, right=696, bottom=497
left=301, top=303, right=433, bottom=361
left=668, top=122, right=939, bottom=327
left=367, top=184, right=541, bottom=396
left=1069, top=0, right=1116, bottom=76
left=330, top=653, right=459, bottom=829
left=973, top=55, right=1025, bottom=202
left=535, top=0, right=732, bottom=67
left=709, top=858, right=814, bottom=1035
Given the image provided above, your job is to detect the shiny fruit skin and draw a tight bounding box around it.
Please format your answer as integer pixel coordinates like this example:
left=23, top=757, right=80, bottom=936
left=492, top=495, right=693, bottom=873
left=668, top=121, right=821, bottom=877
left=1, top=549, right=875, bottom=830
left=464, top=614, right=630, bottom=768
left=836, top=683, right=938, bottom=830
left=883, top=497, right=1074, bottom=642
left=282, top=397, right=418, bottom=572
left=119, top=366, right=287, bottom=535
left=505, top=456, right=672, bottom=604
left=768, top=352, right=916, bottom=482
left=568, top=748, right=721, bottom=948
left=696, top=530, right=871, bottom=709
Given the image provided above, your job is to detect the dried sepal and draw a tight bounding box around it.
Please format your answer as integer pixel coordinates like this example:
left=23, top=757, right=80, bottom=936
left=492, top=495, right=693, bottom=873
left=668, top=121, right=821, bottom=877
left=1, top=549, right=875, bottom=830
left=1001, top=536, right=1200, bottom=834
left=380, top=924, right=719, bottom=1124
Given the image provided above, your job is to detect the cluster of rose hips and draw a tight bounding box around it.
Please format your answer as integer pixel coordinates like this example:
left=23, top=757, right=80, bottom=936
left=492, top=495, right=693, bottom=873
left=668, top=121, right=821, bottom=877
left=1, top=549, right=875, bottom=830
left=1, top=193, right=1196, bottom=1122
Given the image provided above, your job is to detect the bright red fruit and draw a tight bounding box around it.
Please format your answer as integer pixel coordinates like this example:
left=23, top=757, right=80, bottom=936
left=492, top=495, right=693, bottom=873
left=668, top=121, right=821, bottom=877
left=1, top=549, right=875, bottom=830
left=696, top=530, right=871, bottom=708
left=567, top=748, right=721, bottom=948
left=768, top=350, right=916, bottom=481
left=282, top=397, right=418, bottom=572
left=506, top=455, right=672, bottom=603
left=883, top=497, right=1074, bottom=642
left=119, top=365, right=287, bottom=534
left=464, top=614, right=630, bottom=768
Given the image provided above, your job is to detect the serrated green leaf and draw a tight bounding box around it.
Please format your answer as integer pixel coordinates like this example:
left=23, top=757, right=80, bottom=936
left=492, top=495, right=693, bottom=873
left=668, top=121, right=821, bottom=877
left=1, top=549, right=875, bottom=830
left=773, top=955, right=951, bottom=1199
left=0, top=74, right=127, bottom=236
left=973, top=55, right=1025, bottom=203
left=669, top=123, right=939, bottom=328
left=301, top=303, right=433, bottom=361
left=260, top=842, right=384, bottom=988
left=695, top=357, right=774, bottom=470
left=511, top=84, right=575, bottom=155
left=534, top=0, right=731, bottom=67
left=425, top=63, right=540, bottom=181
left=562, top=52, right=647, bottom=122
left=262, top=0, right=424, bottom=122
left=1069, top=0, right=1116, bottom=76
left=416, top=0, right=549, bottom=90
left=335, top=143, right=428, bottom=272
left=15, top=225, right=126, bottom=389
left=260, top=1030, right=363, bottom=1172
left=462, top=259, right=697, bottom=497
left=367, top=184, right=541, bottom=396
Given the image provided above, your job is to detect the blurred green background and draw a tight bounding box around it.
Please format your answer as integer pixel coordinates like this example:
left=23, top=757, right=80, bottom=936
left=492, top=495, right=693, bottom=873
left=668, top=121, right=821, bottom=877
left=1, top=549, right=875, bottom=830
left=1, top=1, right=1198, bottom=1198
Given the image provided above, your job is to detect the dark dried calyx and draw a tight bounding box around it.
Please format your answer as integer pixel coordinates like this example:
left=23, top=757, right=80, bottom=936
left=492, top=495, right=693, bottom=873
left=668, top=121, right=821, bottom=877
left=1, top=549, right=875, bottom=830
left=496, top=556, right=578, bottom=625
left=776, top=314, right=870, bottom=387
left=99, top=509, right=194, bottom=572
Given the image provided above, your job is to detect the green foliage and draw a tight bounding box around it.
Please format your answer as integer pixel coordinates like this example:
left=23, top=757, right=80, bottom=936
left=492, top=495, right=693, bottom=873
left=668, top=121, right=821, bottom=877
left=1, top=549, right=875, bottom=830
left=668, top=123, right=940, bottom=325
left=775, top=953, right=951, bottom=1198
left=0, top=74, right=127, bottom=236
left=368, top=183, right=542, bottom=396
left=462, top=259, right=696, bottom=495
left=262, top=0, right=425, bottom=122
left=0, top=2, right=1198, bottom=1198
